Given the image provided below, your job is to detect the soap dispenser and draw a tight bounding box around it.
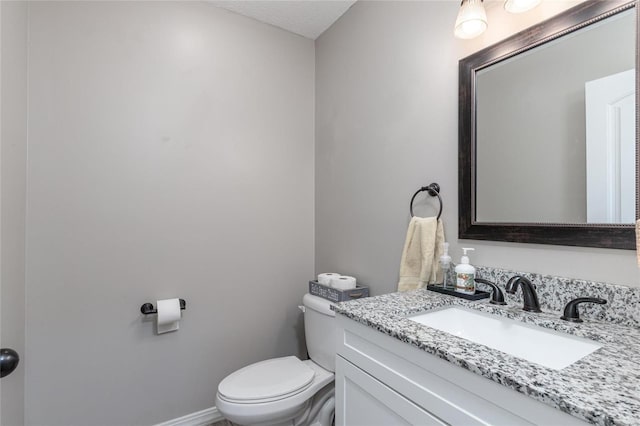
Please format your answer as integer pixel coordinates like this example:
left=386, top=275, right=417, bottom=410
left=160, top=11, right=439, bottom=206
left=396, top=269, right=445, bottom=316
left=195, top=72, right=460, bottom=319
left=455, top=248, right=476, bottom=294
left=439, top=242, right=452, bottom=288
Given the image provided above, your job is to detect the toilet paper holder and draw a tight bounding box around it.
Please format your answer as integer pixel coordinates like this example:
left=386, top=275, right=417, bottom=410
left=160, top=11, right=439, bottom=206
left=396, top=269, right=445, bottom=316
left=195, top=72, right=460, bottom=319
left=140, top=299, right=186, bottom=315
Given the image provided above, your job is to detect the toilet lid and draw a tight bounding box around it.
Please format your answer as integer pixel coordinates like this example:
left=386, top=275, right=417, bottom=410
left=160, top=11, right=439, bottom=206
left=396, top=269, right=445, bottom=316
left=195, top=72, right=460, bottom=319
left=218, top=356, right=315, bottom=403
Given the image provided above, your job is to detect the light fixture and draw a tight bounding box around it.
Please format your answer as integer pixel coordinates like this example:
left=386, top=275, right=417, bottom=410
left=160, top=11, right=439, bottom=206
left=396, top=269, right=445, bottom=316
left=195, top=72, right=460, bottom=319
left=504, top=0, right=542, bottom=14
left=454, top=0, right=488, bottom=40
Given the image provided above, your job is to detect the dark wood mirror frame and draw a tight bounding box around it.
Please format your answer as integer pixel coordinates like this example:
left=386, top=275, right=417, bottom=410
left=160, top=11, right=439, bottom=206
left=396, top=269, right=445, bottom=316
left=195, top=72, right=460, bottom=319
left=459, top=0, right=639, bottom=250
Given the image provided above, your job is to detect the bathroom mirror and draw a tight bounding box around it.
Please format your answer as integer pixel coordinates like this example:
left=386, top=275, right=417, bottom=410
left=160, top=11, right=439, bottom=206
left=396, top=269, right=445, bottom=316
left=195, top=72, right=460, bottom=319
left=459, top=0, right=638, bottom=249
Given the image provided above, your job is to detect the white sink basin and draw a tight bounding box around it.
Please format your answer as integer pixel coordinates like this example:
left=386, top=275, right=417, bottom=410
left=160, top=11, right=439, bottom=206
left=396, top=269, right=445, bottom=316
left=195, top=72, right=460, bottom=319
left=408, top=306, right=602, bottom=370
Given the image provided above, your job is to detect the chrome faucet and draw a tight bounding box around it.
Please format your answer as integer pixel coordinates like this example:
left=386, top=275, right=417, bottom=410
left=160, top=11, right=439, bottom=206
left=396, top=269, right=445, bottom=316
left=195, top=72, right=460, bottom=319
left=505, top=276, right=541, bottom=313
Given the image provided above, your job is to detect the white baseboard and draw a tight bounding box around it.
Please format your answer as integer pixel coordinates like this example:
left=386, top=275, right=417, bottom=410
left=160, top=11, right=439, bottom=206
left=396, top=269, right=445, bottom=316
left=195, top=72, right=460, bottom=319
left=155, top=406, right=225, bottom=426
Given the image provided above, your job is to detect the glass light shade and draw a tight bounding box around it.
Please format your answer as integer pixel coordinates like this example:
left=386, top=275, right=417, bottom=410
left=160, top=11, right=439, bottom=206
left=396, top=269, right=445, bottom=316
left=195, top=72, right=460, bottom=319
left=504, top=0, right=542, bottom=13
left=454, top=0, right=488, bottom=39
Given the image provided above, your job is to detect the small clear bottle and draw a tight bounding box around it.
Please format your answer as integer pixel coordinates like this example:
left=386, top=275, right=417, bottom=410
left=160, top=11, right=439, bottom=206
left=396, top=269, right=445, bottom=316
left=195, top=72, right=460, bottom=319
left=439, top=242, right=452, bottom=288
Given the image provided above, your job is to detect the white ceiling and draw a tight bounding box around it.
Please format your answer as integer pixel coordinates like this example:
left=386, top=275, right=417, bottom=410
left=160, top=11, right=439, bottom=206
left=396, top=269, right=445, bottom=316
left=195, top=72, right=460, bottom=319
left=210, top=0, right=357, bottom=40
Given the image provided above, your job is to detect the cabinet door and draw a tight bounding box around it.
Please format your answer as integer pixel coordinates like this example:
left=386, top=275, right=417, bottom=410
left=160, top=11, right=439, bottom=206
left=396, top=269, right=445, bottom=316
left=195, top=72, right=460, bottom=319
left=336, top=356, right=447, bottom=426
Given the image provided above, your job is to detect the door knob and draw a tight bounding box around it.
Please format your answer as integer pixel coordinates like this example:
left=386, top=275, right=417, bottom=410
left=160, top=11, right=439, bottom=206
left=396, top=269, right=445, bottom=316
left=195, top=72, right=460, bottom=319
left=0, top=348, right=19, bottom=378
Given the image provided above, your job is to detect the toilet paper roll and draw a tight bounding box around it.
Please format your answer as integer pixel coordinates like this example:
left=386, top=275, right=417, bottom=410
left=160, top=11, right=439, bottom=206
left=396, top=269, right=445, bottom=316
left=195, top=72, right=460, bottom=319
left=317, top=273, right=341, bottom=285
left=331, top=275, right=356, bottom=290
left=157, top=298, right=181, bottom=334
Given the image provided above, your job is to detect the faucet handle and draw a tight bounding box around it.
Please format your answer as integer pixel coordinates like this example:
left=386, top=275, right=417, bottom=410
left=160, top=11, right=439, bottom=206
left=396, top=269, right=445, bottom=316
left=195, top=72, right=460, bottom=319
left=561, top=297, right=607, bottom=323
left=474, top=278, right=507, bottom=305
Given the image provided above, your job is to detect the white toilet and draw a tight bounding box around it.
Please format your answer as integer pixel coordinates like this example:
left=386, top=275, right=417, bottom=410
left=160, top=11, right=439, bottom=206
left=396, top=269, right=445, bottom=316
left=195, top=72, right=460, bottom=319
left=216, top=294, right=336, bottom=426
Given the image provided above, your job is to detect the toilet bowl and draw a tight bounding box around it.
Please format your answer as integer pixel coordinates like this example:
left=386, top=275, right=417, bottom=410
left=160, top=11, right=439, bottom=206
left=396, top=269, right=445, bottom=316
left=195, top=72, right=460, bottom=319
left=216, top=358, right=334, bottom=426
left=215, top=294, right=336, bottom=426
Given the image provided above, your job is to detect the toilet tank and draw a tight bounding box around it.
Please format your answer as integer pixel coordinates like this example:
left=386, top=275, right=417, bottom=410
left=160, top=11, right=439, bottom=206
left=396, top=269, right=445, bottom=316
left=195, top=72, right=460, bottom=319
left=302, top=294, right=336, bottom=372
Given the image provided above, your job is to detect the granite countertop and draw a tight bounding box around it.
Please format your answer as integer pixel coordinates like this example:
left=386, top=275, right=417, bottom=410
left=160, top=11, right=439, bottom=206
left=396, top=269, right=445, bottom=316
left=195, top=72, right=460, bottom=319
left=333, top=289, right=640, bottom=426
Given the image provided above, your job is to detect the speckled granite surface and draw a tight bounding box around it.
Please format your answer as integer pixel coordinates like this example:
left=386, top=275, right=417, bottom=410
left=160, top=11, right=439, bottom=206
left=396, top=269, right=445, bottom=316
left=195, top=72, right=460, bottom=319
left=473, top=266, right=640, bottom=328
left=334, top=286, right=640, bottom=426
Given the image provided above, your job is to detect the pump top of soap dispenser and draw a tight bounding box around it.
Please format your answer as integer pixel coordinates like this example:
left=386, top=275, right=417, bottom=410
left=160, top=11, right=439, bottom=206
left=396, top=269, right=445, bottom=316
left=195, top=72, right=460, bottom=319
left=460, top=247, right=475, bottom=264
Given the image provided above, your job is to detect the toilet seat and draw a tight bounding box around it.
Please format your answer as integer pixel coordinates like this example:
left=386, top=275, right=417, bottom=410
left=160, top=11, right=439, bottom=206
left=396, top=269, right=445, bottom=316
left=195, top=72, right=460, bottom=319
left=218, top=356, right=315, bottom=404
left=215, top=359, right=334, bottom=426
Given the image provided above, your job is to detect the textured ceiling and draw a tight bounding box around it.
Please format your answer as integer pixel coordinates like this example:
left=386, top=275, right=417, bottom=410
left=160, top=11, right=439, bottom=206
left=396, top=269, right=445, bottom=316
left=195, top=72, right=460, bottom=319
left=210, top=0, right=357, bottom=40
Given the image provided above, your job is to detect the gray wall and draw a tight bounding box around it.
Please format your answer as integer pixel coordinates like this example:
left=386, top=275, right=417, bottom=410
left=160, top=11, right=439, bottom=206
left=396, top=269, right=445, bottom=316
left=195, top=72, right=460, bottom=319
left=476, top=10, right=635, bottom=223
left=315, top=0, right=639, bottom=294
left=1, top=2, right=28, bottom=425
left=9, top=1, right=640, bottom=424
left=25, top=2, right=314, bottom=425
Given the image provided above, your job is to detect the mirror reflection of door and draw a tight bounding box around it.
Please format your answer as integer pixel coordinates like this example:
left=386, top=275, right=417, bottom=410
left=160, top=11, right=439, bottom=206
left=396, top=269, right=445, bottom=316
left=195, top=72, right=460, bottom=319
left=585, top=69, right=636, bottom=223
left=474, top=7, right=635, bottom=225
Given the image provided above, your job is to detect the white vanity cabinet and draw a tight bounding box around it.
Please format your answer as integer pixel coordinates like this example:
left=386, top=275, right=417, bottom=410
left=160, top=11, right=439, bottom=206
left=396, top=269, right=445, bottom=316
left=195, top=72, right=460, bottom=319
left=335, top=315, right=589, bottom=426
